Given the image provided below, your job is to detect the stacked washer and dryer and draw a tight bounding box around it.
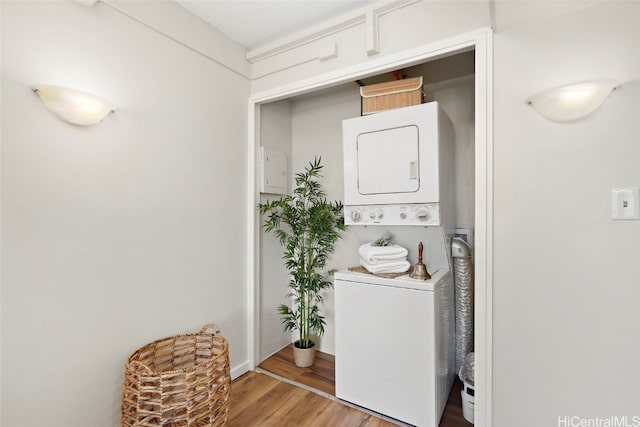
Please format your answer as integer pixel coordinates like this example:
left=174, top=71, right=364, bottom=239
left=334, top=102, right=458, bottom=427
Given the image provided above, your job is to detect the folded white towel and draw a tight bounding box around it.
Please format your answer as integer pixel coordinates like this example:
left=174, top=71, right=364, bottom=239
left=359, top=243, right=409, bottom=264
left=360, top=258, right=411, bottom=274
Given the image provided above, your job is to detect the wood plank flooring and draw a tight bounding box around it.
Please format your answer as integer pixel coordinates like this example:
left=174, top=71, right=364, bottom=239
left=259, top=344, right=335, bottom=395
left=228, top=371, right=397, bottom=426
left=228, top=346, right=472, bottom=427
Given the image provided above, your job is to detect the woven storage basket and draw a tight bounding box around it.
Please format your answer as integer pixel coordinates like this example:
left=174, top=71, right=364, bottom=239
left=360, top=76, right=424, bottom=115
left=121, top=324, right=231, bottom=427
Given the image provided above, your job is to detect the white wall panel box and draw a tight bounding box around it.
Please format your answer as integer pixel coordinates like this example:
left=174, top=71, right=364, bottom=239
left=260, top=147, right=288, bottom=195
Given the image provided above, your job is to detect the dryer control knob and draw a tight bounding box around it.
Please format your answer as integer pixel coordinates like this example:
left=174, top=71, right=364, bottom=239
left=400, top=212, right=407, bottom=219
left=369, top=211, right=376, bottom=219
left=350, top=209, right=362, bottom=222
left=415, top=207, right=430, bottom=220
left=376, top=210, right=384, bottom=219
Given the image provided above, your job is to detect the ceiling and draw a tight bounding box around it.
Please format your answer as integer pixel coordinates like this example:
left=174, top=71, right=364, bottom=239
left=175, top=0, right=375, bottom=50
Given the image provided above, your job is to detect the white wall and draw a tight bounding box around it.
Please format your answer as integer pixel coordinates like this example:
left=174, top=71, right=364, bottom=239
left=0, top=2, right=249, bottom=426
left=290, top=85, right=363, bottom=354
left=492, top=2, right=640, bottom=425
left=250, top=1, right=490, bottom=93
left=430, top=76, right=476, bottom=229
left=106, top=0, right=250, bottom=78
left=258, top=100, right=293, bottom=360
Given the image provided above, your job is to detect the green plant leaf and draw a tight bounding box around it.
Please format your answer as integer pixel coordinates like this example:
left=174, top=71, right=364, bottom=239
left=258, top=157, right=344, bottom=341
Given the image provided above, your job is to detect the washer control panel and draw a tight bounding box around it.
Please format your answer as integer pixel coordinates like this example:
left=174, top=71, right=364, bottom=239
left=344, top=203, right=440, bottom=226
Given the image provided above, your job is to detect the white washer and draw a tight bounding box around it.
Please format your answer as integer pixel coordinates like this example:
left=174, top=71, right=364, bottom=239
left=334, top=268, right=455, bottom=427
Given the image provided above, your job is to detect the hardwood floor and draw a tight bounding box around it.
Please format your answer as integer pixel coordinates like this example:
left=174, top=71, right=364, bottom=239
left=228, top=346, right=472, bottom=427
left=259, top=344, right=335, bottom=395
left=228, top=371, right=397, bottom=426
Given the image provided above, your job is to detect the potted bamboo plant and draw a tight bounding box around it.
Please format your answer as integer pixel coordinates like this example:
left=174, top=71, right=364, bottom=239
left=259, top=157, right=344, bottom=367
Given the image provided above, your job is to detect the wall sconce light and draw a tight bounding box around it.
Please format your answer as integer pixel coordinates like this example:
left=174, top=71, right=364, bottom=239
left=32, top=84, right=115, bottom=126
left=526, top=80, right=618, bottom=122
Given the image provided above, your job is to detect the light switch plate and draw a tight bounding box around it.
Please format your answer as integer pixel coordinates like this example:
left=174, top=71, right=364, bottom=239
left=611, top=187, right=640, bottom=220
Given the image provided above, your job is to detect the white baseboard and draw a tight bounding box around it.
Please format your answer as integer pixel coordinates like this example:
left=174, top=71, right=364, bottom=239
left=231, top=361, right=251, bottom=380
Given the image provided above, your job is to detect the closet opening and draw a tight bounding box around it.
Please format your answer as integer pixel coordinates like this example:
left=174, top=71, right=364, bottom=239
left=247, top=29, right=492, bottom=427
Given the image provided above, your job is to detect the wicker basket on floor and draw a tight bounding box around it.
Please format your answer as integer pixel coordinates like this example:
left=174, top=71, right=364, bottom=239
left=121, top=324, right=231, bottom=427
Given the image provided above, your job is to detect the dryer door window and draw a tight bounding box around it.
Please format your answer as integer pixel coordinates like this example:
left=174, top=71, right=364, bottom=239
left=356, top=125, right=419, bottom=195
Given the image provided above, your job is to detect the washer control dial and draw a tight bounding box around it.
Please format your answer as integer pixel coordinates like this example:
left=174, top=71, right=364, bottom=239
left=415, top=206, right=430, bottom=221
left=344, top=204, right=439, bottom=225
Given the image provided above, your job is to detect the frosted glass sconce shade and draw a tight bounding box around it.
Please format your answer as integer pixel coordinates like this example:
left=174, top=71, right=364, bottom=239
left=526, top=80, right=618, bottom=122
left=32, top=84, right=114, bottom=126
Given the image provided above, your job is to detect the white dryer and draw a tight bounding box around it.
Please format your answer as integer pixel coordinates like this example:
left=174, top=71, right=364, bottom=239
left=342, top=102, right=454, bottom=227
left=334, top=268, right=455, bottom=427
